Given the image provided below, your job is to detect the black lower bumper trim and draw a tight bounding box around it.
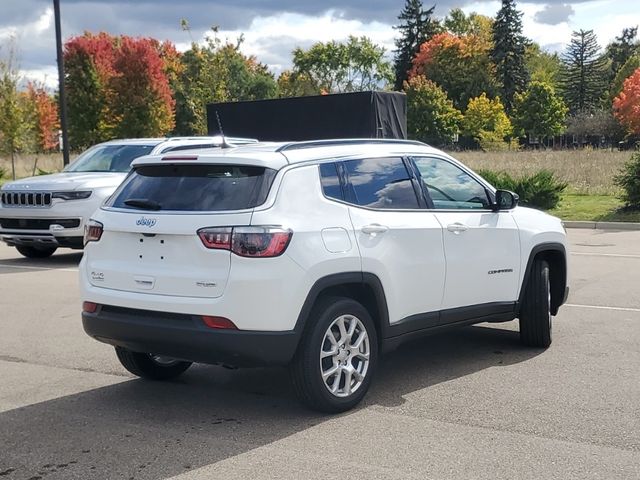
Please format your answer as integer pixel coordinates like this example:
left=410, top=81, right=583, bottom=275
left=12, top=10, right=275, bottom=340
left=82, top=306, right=300, bottom=367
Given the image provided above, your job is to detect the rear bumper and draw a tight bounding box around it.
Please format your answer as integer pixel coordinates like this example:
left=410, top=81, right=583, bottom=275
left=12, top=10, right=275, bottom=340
left=82, top=305, right=300, bottom=367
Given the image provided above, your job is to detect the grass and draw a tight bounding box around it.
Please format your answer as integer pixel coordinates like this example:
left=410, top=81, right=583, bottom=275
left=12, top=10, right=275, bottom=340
left=549, top=193, right=640, bottom=222
left=452, top=149, right=628, bottom=196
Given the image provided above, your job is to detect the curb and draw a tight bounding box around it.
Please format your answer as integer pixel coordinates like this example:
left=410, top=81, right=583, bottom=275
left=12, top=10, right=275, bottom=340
left=563, top=221, right=640, bottom=231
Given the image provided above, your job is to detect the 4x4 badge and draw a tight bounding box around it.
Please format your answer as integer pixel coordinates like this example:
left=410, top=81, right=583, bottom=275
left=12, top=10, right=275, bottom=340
left=136, top=216, right=157, bottom=227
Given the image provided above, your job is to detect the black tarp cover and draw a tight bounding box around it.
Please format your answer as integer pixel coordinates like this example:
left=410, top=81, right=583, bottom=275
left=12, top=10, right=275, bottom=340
left=206, top=91, right=407, bottom=141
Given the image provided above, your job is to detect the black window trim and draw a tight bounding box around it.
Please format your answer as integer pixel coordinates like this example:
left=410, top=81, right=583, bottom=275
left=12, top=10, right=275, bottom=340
left=408, top=155, right=498, bottom=213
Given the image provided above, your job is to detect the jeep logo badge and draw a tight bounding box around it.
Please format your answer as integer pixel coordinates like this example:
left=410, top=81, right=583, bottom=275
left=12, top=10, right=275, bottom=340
left=136, top=217, right=157, bottom=227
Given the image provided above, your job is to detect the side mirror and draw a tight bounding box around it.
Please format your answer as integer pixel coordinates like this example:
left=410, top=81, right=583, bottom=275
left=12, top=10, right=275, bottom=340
left=493, top=190, right=519, bottom=211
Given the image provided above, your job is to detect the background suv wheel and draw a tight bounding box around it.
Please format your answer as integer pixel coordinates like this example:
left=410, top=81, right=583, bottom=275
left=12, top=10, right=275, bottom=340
left=290, top=296, right=378, bottom=413
left=115, top=347, right=192, bottom=380
left=16, top=245, right=57, bottom=258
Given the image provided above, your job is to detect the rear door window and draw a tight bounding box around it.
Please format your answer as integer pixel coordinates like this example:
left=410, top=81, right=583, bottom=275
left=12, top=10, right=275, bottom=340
left=108, top=164, right=276, bottom=211
left=343, top=157, right=420, bottom=209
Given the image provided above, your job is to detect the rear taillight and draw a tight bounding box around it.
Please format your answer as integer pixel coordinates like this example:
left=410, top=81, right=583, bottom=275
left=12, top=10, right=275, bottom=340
left=197, top=226, right=292, bottom=258
left=84, top=220, right=103, bottom=245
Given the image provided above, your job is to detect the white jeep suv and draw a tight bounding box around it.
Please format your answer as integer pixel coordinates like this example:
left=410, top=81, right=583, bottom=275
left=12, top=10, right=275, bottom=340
left=80, top=139, right=569, bottom=412
left=0, top=136, right=256, bottom=258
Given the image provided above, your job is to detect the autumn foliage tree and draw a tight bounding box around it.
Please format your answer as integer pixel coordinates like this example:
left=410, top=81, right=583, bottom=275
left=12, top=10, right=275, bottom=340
left=64, top=33, right=175, bottom=148
left=613, top=67, right=640, bottom=135
left=410, top=32, right=496, bottom=110
left=25, top=83, right=59, bottom=152
left=462, top=93, right=512, bottom=149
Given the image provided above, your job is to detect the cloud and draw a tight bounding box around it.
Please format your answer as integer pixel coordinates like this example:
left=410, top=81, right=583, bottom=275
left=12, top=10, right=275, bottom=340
left=534, top=4, right=575, bottom=25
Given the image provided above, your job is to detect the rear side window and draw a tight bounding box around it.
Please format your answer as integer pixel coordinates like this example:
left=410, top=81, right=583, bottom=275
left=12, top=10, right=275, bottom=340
left=108, top=164, right=276, bottom=211
left=343, top=157, right=420, bottom=209
left=319, top=163, right=343, bottom=201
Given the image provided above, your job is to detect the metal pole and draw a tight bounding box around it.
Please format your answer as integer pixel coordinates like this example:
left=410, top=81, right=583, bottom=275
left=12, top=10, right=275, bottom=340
left=53, top=0, right=70, bottom=166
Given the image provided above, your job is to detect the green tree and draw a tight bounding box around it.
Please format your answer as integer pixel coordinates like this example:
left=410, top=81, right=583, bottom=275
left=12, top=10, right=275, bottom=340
left=512, top=81, right=567, bottom=142
left=292, top=36, right=392, bottom=93
left=606, top=27, right=639, bottom=82
left=444, top=9, right=493, bottom=38
left=525, top=43, right=562, bottom=89
left=560, top=29, right=608, bottom=114
left=393, top=0, right=439, bottom=91
left=0, top=41, right=34, bottom=179
left=610, top=54, right=640, bottom=100
left=491, top=0, right=529, bottom=113
left=404, top=75, right=462, bottom=145
left=462, top=93, right=512, bottom=150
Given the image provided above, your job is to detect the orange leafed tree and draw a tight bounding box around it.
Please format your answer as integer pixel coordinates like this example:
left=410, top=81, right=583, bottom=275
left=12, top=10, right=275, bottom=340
left=614, top=67, right=640, bottom=135
left=26, top=83, right=59, bottom=152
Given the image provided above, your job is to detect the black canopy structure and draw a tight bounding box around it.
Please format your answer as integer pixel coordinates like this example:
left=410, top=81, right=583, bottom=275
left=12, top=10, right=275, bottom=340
left=206, top=91, right=407, bottom=141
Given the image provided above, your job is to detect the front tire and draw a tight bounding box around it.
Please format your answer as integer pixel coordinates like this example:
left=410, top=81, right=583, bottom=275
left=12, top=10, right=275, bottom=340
left=115, top=347, right=192, bottom=380
left=16, top=245, right=57, bottom=258
left=290, top=296, right=378, bottom=413
left=519, top=259, right=552, bottom=348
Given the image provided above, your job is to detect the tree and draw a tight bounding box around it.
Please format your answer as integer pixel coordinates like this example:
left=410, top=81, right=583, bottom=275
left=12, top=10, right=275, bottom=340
left=64, top=32, right=116, bottom=149
left=410, top=32, right=496, bottom=110
left=614, top=67, right=640, bottom=135
left=606, top=27, right=639, bottom=82
left=610, top=55, right=640, bottom=100
left=512, top=81, right=567, bottom=142
left=108, top=36, right=175, bottom=138
left=292, top=36, right=392, bottom=94
left=566, top=109, right=625, bottom=146
left=393, top=0, right=439, bottom=90
left=25, top=83, right=59, bottom=152
left=560, top=29, right=608, bottom=114
left=444, top=9, right=493, bottom=39
left=462, top=93, right=512, bottom=150
left=525, top=43, right=562, bottom=89
left=277, top=70, right=320, bottom=98
left=404, top=75, right=462, bottom=145
left=491, top=0, right=529, bottom=113
left=0, top=40, right=34, bottom=179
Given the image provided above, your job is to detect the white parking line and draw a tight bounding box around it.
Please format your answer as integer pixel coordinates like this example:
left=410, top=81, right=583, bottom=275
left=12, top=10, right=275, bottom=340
left=0, top=263, right=78, bottom=272
left=565, top=303, right=640, bottom=313
left=572, top=252, right=640, bottom=259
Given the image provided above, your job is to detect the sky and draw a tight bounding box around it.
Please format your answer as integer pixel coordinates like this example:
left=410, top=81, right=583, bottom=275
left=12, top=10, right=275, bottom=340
left=0, top=0, right=638, bottom=89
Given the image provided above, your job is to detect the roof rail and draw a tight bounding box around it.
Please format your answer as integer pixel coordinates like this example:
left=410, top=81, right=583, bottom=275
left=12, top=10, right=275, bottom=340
left=276, top=138, right=427, bottom=153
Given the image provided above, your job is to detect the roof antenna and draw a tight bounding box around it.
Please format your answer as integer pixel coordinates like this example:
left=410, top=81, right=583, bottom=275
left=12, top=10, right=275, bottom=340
left=215, top=111, right=234, bottom=149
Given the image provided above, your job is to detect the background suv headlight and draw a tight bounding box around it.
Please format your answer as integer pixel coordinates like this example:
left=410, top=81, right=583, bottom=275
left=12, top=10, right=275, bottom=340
left=52, top=191, right=93, bottom=200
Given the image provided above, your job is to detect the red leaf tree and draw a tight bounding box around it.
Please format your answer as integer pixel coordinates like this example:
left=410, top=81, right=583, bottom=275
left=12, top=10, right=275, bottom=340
left=26, top=83, right=60, bottom=152
left=614, top=67, right=640, bottom=135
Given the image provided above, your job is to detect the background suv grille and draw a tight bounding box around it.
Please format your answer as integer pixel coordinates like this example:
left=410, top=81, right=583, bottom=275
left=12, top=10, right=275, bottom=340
left=1, top=192, right=52, bottom=207
left=0, top=218, right=81, bottom=230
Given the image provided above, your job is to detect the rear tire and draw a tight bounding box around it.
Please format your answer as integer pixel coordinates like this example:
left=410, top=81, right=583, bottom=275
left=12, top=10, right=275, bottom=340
left=115, top=347, right=192, bottom=380
left=290, top=296, right=378, bottom=413
left=519, top=259, right=552, bottom=348
left=16, top=245, right=57, bottom=258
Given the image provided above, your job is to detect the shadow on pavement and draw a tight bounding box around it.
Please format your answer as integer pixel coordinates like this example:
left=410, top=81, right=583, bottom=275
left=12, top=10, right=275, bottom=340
left=0, top=251, right=83, bottom=273
left=0, top=323, right=540, bottom=479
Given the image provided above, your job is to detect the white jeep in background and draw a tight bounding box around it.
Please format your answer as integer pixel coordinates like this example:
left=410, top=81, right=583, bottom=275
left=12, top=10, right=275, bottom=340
left=79, top=139, right=570, bottom=412
left=0, top=136, right=257, bottom=258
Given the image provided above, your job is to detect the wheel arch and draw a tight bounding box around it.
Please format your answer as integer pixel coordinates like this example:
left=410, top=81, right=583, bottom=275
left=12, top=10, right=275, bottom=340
left=518, top=243, right=567, bottom=316
left=293, top=272, right=390, bottom=347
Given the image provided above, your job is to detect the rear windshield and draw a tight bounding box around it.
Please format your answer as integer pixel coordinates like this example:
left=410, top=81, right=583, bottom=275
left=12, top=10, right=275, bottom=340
left=108, top=164, right=277, bottom=211
left=64, top=144, right=156, bottom=172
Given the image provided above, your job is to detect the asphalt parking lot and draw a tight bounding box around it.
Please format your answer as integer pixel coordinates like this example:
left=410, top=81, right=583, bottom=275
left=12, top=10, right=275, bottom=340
left=1, top=228, right=639, bottom=480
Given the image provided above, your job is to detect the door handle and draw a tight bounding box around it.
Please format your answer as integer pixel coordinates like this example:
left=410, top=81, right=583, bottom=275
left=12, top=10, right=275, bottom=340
left=447, top=223, right=468, bottom=234
left=361, top=224, right=389, bottom=235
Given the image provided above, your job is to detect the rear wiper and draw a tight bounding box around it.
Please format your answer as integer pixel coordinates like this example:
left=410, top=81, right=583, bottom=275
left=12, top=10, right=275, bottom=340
left=124, top=198, right=161, bottom=210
